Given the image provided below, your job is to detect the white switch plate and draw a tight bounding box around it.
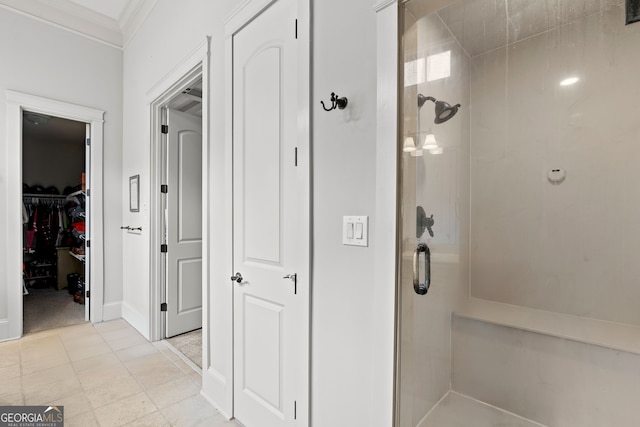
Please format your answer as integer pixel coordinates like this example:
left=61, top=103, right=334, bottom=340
left=343, top=216, right=368, bottom=247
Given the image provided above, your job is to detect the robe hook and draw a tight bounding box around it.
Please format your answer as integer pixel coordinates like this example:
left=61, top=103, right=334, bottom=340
left=321, top=92, right=348, bottom=112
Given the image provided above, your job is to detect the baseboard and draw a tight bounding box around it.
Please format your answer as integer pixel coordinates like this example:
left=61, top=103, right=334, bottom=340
left=0, top=318, right=19, bottom=343
left=200, top=388, right=232, bottom=421
left=122, top=301, right=149, bottom=340
left=102, top=302, right=122, bottom=321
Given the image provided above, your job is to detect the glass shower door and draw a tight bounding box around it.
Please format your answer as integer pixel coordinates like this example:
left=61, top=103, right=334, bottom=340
left=397, top=2, right=470, bottom=425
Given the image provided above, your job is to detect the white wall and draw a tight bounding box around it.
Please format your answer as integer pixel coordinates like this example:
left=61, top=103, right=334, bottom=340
left=312, top=0, right=381, bottom=425
left=121, top=0, right=392, bottom=424
left=0, top=7, right=123, bottom=331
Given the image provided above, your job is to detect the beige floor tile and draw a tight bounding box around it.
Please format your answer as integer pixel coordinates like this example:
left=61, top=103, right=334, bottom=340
left=161, top=394, right=219, bottom=427
left=65, top=410, right=99, bottom=427
left=23, top=376, right=83, bottom=404
left=122, top=411, right=171, bottom=427
left=20, top=334, right=64, bottom=354
left=0, top=375, right=22, bottom=396
left=76, top=362, right=131, bottom=389
left=189, top=370, right=202, bottom=386
left=0, top=363, right=21, bottom=379
left=66, top=340, right=113, bottom=362
left=0, top=340, right=21, bottom=368
left=106, top=333, right=150, bottom=352
left=19, top=328, right=61, bottom=343
left=61, top=331, right=106, bottom=349
left=72, top=351, right=122, bottom=374
left=93, top=392, right=158, bottom=427
left=0, top=376, right=23, bottom=405
left=0, top=392, right=24, bottom=406
left=21, top=362, right=76, bottom=391
left=131, top=362, right=185, bottom=389
left=47, top=391, right=92, bottom=419
left=20, top=335, right=69, bottom=374
left=57, top=322, right=97, bottom=341
left=100, top=326, right=145, bottom=343
left=116, top=342, right=159, bottom=362
left=123, top=352, right=170, bottom=373
left=145, top=376, right=200, bottom=409
left=94, top=319, right=131, bottom=334
left=84, top=375, right=143, bottom=409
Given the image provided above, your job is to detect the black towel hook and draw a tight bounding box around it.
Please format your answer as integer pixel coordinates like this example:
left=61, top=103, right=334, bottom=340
left=321, top=92, right=348, bottom=112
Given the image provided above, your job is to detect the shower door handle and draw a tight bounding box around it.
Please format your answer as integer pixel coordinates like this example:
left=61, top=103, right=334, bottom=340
left=413, top=243, right=431, bottom=295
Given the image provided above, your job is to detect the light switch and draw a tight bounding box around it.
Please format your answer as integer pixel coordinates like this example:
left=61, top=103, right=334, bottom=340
left=343, top=216, right=369, bottom=247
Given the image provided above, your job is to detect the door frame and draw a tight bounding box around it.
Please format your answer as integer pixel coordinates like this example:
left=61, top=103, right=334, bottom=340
left=5, top=90, right=105, bottom=339
left=221, top=0, right=311, bottom=422
left=148, top=39, right=209, bottom=342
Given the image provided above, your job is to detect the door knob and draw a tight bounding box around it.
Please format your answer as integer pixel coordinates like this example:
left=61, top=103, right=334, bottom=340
left=230, top=272, right=243, bottom=283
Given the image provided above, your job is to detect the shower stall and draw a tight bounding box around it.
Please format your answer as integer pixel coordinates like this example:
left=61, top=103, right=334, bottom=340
left=396, top=0, right=640, bottom=425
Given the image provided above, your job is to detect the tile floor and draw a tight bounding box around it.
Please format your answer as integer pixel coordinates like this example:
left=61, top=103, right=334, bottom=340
left=0, top=319, right=236, bottom=427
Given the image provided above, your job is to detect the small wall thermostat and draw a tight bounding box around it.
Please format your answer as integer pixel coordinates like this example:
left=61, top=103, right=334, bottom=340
left=547, top=168, right=566, bottom=185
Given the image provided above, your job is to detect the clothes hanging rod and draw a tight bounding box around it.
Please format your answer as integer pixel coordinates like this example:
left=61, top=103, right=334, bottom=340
left=22, top=193, right=67, bottom=199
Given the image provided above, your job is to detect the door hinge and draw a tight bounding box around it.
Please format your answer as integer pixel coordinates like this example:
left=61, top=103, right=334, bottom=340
left=294, top=401, right=297, bottom=419
left=86, top=240, right=90, bottom=248
left=161, top=303, right=168, bottom=312
left=86, top=138, right=91, bottom=146
left=294, top=147, right=298, bottom=167
left=86, top=189, right=90, bottom=197
left=86, top=290, right=90, bottom=298
left=161, top=244, right=168, bottom=253
left=161, top=124, right=168, bottom=134
left=161, top=184, right=168, bottom=193
left=295, top=19, right=298, bottom=39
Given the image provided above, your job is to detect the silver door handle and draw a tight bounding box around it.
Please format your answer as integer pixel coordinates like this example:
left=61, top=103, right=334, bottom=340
left=230, top=272, right=243, bottom=283
left=413, top=243, right=431, bottom=295
left=283, top=274, right=297, bottom=281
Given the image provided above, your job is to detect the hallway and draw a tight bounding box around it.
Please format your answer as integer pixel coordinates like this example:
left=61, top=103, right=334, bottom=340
left=0, top=319, right=233, bottom=426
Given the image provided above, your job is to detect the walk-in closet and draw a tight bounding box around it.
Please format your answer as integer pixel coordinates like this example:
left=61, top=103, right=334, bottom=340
left=22, top=111, right=88, bottom=334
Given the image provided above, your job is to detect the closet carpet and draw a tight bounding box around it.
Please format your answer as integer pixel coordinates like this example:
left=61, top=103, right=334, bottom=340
left=23, top=287, right=85, bottom=334
left=165, top=329, right=202, bottom=369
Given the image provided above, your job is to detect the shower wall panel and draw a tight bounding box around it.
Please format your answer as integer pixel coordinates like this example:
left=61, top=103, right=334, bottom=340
left=469, top=4, right=640, bottom=325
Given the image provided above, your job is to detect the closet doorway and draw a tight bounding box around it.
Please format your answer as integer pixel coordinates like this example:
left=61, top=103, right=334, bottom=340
left=5, top=90, right=105, bottom=341
left=148, top=61, right=205, bottom=370
left=22, top=112, right=90, bottom=334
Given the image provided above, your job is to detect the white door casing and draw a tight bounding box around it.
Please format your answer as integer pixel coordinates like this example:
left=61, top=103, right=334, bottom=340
left=4, top=90, right=105, bottom=341
left=231, top=0, right=307, bottom=425
left=85, top=123, right=91, bottom=320
left=165, top=108, right=203, bottom=338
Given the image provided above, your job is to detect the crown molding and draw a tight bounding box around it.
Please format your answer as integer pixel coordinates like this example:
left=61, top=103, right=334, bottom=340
left=120, top=0, right=158, bottom=48
left=0, top=0, right=158, bottom=49
left=0, top=0, right=122, bottom=47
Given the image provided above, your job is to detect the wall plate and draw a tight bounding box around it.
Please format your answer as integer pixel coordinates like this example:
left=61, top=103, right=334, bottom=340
left=343, top=216, right=369, bottom=247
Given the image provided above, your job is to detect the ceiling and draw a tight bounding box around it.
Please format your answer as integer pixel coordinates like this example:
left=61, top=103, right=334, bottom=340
left=23, top=112, right=86, bottom=145
left=0, top=0, right=158, bottom=48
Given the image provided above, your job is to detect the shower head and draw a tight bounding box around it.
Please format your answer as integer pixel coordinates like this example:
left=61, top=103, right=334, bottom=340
left=417, top=94, right=461, bottom=124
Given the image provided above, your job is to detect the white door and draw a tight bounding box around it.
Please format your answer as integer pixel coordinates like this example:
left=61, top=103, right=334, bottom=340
left=232, top=0, right=306, bottom=425
left=165, top=108, right=203, bottom=338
